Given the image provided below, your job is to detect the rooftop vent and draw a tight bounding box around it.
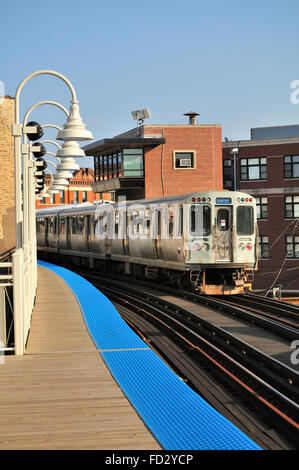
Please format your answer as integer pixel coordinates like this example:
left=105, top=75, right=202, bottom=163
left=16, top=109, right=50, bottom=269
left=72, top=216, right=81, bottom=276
left=184, top=111, right=199, bottom=125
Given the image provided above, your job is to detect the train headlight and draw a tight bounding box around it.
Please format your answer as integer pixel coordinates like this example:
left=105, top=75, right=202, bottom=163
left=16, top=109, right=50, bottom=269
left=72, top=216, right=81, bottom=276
left=191, top=242, right=210, bottom=251
left=201, top=243, right=210, bottom=251
left=246, top=243, right=252, bottom=250
left=192, top=243, right=201, bottom=251
left=239, top=243, right=245, bottom=250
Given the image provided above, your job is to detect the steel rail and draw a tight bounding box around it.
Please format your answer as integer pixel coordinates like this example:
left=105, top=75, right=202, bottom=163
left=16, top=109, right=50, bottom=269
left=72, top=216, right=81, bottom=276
left=96, top=281, right=299, bottom=448
left=78, top=271, right=299, bottom=439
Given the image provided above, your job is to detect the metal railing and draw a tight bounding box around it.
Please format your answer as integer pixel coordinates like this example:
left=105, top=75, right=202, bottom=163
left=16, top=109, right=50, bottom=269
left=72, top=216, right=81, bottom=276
left=0, top=258, right=14, bottom=353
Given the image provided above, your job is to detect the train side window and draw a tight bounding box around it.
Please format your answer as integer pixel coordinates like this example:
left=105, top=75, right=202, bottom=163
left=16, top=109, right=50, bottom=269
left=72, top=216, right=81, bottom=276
left=169, top=213, right=174, bottom=236
left=71, top=216, right=75, bottom=234
left=179, top=207, right=183, bottom=236
left=60, top=217, right=65, bottom=234
left=76, top=215, right=84, bottom=235
left=36, top=218, right=44, bottom=233
left=191, top=205, right=211, bottom=235
left=49, top=217, right=54, bottom=233
left=217, top=209, right=229, bottom=232
left=145, top=219, right=150, bottom=235
left=115, top=211, right=119, bottom=236
left=237, top=206, right=253, bottom=235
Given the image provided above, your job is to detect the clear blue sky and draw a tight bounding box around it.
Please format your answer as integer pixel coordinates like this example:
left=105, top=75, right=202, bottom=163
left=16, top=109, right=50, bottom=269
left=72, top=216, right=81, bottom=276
left=1, top=0, right=299, bottom=167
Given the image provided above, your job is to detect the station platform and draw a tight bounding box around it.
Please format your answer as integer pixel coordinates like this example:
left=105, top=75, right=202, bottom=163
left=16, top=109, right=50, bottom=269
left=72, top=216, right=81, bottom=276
left=0, top=261, right=261, bottom=450
left=0, top=265, right=160, bottom=450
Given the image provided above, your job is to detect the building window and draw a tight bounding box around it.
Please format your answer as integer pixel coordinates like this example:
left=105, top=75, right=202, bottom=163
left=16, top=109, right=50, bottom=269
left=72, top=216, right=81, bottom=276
left=123, top=148, right=144, bottom=176
left=73, top=190, right=79, bottom=203
left=110, top=192, right=115, bottom=202
left=174, top=151, right=195, bottom=169
left=258, top=236, right=269, bottom=259
left=285, top=196, right=299, bottom=218
left=223, top=159, right=232, bottom=188
left=50, top=194, right=55, bottom=204
left=60, top=190, right=65, bottom=204
left=96, top=149, right=144, bottom=180
left=256, top=197, right=268, bottom=219
left=286, top=235, right=299, bottom=258
left=240, top=157, right=267, bottom=181
left=284, top=155, right=299, bottom=178
left=82, top=191, right=88, bottom=202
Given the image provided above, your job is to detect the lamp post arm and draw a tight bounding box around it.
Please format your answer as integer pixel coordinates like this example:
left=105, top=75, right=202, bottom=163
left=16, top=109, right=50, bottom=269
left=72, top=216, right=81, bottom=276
left=40, top=140, right=61, bottom=150
left=42, top=124, right=63, bottom=131
left=22, top=100, right=69, bottom=128
left=16, top=70, right=77, bottom=124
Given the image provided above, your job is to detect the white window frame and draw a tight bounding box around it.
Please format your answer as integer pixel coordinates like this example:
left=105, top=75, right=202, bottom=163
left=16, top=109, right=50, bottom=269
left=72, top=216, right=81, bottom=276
left=173, top=150, right=196, bottom=170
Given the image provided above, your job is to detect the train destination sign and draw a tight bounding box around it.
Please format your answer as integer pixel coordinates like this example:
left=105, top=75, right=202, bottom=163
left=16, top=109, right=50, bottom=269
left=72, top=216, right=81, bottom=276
left=216, top=197, right=232, bottom=204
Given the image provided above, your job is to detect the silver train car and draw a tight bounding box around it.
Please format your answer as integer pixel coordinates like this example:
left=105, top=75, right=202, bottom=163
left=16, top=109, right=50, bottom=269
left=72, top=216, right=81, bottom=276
left=36, top=191, right=258, bottom=294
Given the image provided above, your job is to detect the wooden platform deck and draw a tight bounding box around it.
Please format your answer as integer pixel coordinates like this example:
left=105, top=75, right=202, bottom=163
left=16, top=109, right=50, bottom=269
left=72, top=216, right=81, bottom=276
left=0, top=266, right=161, bottom=450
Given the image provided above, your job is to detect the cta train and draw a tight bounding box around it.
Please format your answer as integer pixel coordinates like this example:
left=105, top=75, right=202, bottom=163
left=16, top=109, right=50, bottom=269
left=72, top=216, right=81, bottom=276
left=36, top=191, right=258, bottom=294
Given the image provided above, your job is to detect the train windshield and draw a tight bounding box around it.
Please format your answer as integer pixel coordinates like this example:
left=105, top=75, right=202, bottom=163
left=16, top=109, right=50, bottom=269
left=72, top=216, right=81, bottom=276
left=237, top=206, right=254, bottom=235
left=190, top=205, right=211, bottom=235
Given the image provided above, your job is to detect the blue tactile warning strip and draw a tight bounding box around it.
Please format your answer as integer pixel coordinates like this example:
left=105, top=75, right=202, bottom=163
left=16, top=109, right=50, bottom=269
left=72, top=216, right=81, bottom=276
left=37, top=260, right=261, bottom=450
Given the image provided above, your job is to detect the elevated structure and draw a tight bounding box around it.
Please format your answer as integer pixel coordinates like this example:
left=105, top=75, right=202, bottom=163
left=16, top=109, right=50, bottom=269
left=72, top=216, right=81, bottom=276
left=84, top=117, right=223, bottom=201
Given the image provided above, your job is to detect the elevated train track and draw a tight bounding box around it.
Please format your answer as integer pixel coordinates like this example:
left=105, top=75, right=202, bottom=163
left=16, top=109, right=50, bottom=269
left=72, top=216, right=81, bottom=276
left=75, top=270, right=299, bottom=450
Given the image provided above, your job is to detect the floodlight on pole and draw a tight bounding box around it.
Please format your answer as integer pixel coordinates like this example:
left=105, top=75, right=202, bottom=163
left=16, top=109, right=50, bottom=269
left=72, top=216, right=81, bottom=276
left=131, top=108, right=151, bottom=137
left=230, top=146, right=239, bottom=192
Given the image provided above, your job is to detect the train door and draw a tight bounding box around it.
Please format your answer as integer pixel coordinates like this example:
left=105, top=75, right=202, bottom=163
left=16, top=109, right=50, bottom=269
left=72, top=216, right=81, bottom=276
left=215, top=206, right=232, bottom=261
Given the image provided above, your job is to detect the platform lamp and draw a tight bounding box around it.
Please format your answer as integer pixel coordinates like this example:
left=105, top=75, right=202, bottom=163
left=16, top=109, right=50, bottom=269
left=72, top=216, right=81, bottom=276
left=12, top=70, right=93, bottom=355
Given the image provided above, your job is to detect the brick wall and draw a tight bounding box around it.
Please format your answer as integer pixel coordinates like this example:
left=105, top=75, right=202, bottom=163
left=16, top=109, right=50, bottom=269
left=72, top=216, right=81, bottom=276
left=223, top=140, right=299, bottom=290
left=143, top=125, right=223, bottom=199
left=0, top=96, right=15, bottom=254
left=35, top=168, right=101, bottom=209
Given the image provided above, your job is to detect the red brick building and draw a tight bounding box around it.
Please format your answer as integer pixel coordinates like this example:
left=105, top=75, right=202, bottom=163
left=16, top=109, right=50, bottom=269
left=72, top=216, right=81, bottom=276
left=35, top=167, right=104, bottom=209
left=84, top=118, right=223, bottom=200
left=223, top=127, right=299, bottom=292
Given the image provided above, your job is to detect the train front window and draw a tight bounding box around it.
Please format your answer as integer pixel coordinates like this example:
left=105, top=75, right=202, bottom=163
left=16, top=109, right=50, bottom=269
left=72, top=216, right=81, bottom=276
left=190, top=205, right=211, bottom=235
left=217, top=209, right=230, bottom=232
left=237, top=206, right=254, bottom=235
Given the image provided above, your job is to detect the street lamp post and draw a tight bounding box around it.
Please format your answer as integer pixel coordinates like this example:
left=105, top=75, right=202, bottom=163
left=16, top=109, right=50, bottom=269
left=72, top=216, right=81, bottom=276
left=230, top=147, right=239, bottom=192
left=12, top=70, right=93, bottom=354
